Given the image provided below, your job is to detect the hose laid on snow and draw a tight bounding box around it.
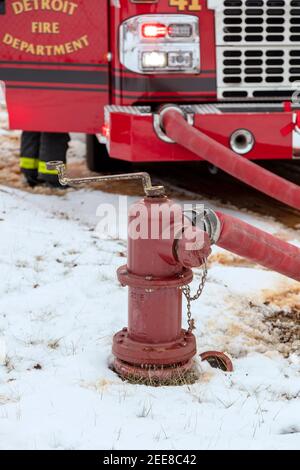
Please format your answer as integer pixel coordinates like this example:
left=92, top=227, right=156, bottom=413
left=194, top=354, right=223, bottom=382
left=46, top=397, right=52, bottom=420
left=162, top=109, right=300, bottom=212
left=215, top=211, right=300, bottom=282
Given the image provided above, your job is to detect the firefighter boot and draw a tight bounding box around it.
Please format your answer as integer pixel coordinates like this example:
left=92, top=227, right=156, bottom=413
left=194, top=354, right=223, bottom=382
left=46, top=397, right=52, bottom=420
left=38, top=132, right=70, bottom=187
left=20, top=131, right=41, bottom=187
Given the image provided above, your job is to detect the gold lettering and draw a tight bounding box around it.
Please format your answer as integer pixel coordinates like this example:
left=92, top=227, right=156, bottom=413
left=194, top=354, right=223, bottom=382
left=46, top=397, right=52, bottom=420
left=20, top=40, right=29, bottom=51
left=68, top=2, right=78, bottom=15
left=53, top=22, right=60, bottom=33
left=36, top=45, right=45, bottom=55
left=26, top=43, right=35, bottom=54
left=2, top=33, right=89, bottom=56
left=64, top=41, right=73, bottom=53
left=32, top=21, right=60, bottom=33
left=53, top=44, right=65, bottom=55
left=11, top=1, right=79, bottom=15
left=23, top=0, right=32, bottom=12
left=12, top=37, right=21, bottom=49
left=3, top=33, right=13, bottom=45
left=80, top=35, right=89, bottom=47
left=51, top=0, right=63, bottom=12
left=72, top=38, right=83, bottom=51
left=41, top=0, right=51, bottom=9
left=43, top=22, right=51, bottom=33
left=12, top=2, right=23, bottom=14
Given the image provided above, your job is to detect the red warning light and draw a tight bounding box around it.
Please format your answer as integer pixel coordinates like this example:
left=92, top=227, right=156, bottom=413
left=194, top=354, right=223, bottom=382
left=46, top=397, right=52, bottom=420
left=142, top=24, right=167, bottom=39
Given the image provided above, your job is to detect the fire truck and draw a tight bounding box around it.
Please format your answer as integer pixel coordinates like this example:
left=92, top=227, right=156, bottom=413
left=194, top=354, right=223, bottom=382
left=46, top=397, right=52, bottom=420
left=0, top=0, right=300, bottom=172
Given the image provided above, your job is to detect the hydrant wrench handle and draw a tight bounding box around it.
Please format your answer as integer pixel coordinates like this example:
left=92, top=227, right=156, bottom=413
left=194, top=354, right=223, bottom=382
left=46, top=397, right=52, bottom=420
left=46, top=161, right=165, bottom=198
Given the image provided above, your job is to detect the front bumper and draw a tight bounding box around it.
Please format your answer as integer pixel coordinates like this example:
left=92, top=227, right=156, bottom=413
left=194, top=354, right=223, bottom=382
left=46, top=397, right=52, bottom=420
left=102, top=103, right=300, bottom=163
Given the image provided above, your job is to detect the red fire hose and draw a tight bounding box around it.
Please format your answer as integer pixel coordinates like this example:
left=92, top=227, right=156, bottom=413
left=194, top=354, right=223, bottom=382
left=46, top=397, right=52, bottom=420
left=162, top=108, right=300, bottom=212
left=214, top=211, right=300, bottom=282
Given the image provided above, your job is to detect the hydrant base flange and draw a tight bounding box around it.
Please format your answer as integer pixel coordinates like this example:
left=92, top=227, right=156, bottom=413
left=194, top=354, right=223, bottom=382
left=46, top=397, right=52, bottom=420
left=113, top=329, right=196, bottom=366
left=117, top=265, right=194, bottom=289
left=114, top=357, right=197, bottom=385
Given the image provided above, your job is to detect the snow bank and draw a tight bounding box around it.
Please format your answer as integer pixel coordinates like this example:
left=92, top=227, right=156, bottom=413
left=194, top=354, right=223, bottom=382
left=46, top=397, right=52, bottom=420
left=0, top=186, right=299, bottom=450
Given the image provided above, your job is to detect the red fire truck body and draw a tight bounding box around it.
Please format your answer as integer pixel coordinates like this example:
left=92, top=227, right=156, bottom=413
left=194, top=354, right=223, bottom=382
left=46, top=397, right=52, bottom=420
left=0, top=0, right=299, bottom=167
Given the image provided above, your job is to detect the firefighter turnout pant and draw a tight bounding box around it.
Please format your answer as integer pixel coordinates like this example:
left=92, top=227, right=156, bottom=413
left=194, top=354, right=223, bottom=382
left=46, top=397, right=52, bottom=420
left=20, top=132, right=70, bottom=186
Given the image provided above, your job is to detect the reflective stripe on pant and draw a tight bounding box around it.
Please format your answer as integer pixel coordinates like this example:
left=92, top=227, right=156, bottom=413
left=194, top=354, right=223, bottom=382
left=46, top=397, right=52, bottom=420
left=20, top=157, right=39, bottom=170
left=38, top=161, right=59, bottom=175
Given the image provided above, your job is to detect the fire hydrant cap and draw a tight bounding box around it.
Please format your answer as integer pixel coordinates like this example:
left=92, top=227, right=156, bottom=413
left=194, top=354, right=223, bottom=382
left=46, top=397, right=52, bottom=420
left=176, top=227, right=211, bottom=269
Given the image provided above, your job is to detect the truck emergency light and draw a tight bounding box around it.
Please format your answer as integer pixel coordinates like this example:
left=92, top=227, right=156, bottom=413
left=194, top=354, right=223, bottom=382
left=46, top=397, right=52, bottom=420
left=142, top=24, right=167, bottom=39
left=120, top=14, right=200, bottom=74
left=142, top=23, right=193, bottom=39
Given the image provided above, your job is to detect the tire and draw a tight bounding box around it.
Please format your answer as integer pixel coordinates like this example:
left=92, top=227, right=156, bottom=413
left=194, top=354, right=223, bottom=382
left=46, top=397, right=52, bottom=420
left=86, top=135, right=130, bottom=173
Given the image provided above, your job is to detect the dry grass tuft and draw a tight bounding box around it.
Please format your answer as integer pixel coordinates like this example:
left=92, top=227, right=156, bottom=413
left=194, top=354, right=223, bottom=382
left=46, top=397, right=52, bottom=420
left=114, top=365, right=200, bottom=387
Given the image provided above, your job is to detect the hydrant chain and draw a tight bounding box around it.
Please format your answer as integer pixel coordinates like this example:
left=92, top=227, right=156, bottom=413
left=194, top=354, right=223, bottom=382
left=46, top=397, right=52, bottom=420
left=183, top=259, right=208, bottom=333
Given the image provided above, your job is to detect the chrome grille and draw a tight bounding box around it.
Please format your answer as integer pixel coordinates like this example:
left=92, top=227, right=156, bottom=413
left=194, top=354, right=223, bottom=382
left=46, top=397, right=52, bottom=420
left=221, top=0, right=300, bottom=45
left=209, top=0, right=300, bottom=99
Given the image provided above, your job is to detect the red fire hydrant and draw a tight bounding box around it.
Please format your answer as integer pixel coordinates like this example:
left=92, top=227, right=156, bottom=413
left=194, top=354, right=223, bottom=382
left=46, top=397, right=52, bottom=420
left=112, top=195, right=211, bottom=384
left=45, top=161, right=214, bottom=383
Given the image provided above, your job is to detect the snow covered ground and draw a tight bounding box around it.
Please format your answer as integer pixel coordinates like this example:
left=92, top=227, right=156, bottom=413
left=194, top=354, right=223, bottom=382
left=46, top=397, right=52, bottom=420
left=0, top=95, right=300, bottom=450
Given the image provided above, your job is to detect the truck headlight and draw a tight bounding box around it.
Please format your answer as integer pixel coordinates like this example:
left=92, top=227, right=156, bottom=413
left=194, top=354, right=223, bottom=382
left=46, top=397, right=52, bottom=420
left=120, top=14, right=200, bottom=74
left=142, top=51, right=168, bottom=69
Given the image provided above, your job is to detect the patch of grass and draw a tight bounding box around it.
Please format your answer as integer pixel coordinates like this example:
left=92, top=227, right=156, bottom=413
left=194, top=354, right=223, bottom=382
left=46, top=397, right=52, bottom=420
left=114, top=364, right=199, bottom=387
left=48, top=338, right=61, bottom=350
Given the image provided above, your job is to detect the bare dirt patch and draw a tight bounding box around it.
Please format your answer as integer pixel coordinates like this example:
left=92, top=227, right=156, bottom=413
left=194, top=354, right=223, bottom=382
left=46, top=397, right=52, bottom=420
left=208, top=252, right=259, bottom=269
left=262, top=286, right=300, bottom=353
left=263, top=285, right=300, bottom=311
left=215, top=284, right=300, bottom=358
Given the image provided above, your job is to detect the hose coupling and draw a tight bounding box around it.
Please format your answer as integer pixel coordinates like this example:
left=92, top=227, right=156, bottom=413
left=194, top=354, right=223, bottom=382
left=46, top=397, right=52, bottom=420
left=184, top=208, right=221, bottom=245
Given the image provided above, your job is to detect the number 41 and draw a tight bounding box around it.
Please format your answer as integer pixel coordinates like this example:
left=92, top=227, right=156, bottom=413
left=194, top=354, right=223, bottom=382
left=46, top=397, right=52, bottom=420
left=169, top=0, right=202, bottom=12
